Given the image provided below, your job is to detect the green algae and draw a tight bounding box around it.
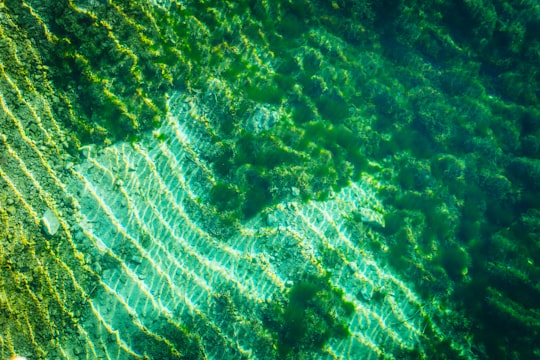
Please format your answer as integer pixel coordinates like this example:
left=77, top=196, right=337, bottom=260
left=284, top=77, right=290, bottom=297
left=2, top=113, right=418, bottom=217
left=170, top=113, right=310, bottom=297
left=263, top=274, right=353, bottom=358
left=435, top=245, right=471, bottom=280
left=210, top=183, right=241, bottom=213
left=96, top=0, right=540, bottom=356
left=4, top=0, right=539, bottom=358
left=8, top=0, right=173, bottom=146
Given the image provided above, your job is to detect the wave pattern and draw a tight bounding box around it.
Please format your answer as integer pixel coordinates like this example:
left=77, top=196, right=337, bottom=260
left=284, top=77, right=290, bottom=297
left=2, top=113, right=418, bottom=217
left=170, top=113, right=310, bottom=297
left=0, top=1, right=462, bottom=359
left=0, top=3, right=97, bottom=359
left=64, top=93, right=430, bottom=359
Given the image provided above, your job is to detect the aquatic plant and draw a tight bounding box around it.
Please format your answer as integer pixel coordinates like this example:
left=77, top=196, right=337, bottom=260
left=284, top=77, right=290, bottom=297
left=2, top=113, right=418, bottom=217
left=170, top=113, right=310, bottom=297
left=263, top=274, right=353, bottom=358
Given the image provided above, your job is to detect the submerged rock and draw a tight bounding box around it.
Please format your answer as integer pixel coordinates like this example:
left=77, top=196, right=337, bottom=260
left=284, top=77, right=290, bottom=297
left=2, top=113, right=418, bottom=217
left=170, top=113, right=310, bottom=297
left=41, top=209, right=60, bottom=236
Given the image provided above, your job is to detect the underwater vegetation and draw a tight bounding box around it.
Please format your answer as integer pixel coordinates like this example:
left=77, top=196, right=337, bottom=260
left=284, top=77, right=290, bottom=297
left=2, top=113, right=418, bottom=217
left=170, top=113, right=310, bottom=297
left=7, top=0, right=172, bottom=146
left=3, top=0, right=539, bottom=358
left=262, top=274, right=353, bottom=358
left=162, top=0, right=539, bottom=356
left=160, top=0, right=539, bottom=357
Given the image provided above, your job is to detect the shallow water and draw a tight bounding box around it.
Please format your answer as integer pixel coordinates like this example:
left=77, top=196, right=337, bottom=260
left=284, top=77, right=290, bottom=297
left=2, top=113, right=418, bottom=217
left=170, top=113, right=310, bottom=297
left=0, top=1, right=538, bottom=359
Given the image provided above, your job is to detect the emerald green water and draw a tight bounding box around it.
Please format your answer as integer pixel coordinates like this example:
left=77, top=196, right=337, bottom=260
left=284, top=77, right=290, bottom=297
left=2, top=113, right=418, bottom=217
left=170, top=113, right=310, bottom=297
left=1, top=0, right=539, bottom=359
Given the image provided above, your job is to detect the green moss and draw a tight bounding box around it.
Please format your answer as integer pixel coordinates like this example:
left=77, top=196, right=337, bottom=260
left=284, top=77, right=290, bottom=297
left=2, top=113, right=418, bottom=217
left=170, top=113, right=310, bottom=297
left=508, top=157, right=540, bottom=192
left=277, top=12, right=306, bottom=38
left=277, top=57, right=301, bottom=77
left=341, top=298, right=355, bottom=317
left=218, top=114, right=235, bottom=136
left=313, top=163, right=336, bottom=179
left=397, top=166, right=417, bottom=190
left=223, top=56, right=249, bottom=78
left=154, top=132, right=167, bottom=142
left=260, top=145, right=301, bottom=169
left=159, top=321, right=204, bottom=359
left=302, top=49, right=323, bottom=75
left=348, top=150, right=368, bottom=174
left=240, top=170, right=272, bottom=219
left=375, top=137, right=399, bottom=158
left=234, top=134, right=258, bottom=165
left=332, top=125, right=357, bottom=149
left=212, top=144, right=234, bottom=176
left=235, top=134, right=301, bottom=169
left=461, top=187, right=485, bottom=221
left=28, top=1, right=175, bottom=146
left=382, top=211, right=405, bottom=235
left=424, top=206, right=453, bottom=240
left=435, top=245, right=470, bottom=280
left=371, top=286, right=389, bottom=303
left=242, top=186, right=270, bottom=218
left=274, top=73, right=296, bottom=93
left=457, top=218, right=481, bottom=242
left=393, top=128, right=435, bottom=159
left=292, top=100, right=317, bottom=124
left=127, top=134, right=140, bottom=144
left=485, top=199, right=515, bottom=227
left=263, top=274, right=352, bottom=358
left=393, top=191, right=439, bottom=214
left=210, top=183, right=241, bottom=212
left=245, top=83, right=283, bottom=104
left=304, top=121, right=330, bottom=142
left=316, top=93, right=349, bottom=123
left=387, top=229, right=412, bottom=271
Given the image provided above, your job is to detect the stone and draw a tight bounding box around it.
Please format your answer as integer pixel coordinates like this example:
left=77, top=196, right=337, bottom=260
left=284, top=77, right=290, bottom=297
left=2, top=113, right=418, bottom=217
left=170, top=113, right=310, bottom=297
left=266, top=212, right=277, bottom=226
left=41, top=209, right=60, bottom=236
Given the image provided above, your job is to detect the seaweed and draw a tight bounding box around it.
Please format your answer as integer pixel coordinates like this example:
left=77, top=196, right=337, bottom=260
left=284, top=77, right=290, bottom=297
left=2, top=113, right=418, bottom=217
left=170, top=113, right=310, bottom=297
left=263, top=274, right=352, bottom=358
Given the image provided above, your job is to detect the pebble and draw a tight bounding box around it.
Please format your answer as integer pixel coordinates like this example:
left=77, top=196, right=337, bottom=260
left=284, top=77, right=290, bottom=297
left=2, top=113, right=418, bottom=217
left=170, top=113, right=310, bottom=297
left=266, top=212, right=277, bottom=226
left=6, top=198, right=14, bottom=205
left=41, top=208, right=60, bottom=236
left=6, top=206, right=16, bottom=215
